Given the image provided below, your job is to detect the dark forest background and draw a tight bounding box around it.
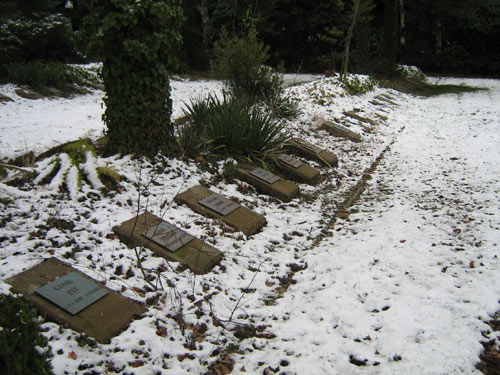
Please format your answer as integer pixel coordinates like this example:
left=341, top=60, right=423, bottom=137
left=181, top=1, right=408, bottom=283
left=1, top=0, right=499, bottom=77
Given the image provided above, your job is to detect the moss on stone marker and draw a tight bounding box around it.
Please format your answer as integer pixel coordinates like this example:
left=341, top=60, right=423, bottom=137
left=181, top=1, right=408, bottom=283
left=286, top=138, right=338, bottom=167
left=6, top=258, right=146, bottom=344
left=236, top=167, right=299, bottom=202
left=174, top=185, right=266, bottom=236
left=113, top=212, right=222, bottom=274
left=320, top=120, right=362, bottom=142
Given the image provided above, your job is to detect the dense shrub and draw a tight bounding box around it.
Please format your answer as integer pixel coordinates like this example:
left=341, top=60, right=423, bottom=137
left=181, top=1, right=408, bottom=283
left=0, top=13, right=76, bottom=68
left=341, top=75, right=377, bottom=95
left=396, top=65, right=427, bottom=82
left=180, top=94, right=289, bottom=159
left=0, top=294, right=53, bottom=375
left=5, top=62, right=98, bottom=90
left=211, top=28, right=284, bottom=104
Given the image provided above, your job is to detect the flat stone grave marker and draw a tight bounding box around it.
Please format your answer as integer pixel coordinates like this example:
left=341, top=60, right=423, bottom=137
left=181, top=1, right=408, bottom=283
left=236, top=166, right=299, bottom=202
left=287, top=138, right=338, bottom=167
left=343, top=111, right=377, bottom=126
left=320, top=120, right=362, bottom=142
left=174, top=186, right=266, bottom=236
left=248, top=167, right=281, bottom=184
left=114, top=211, right=222, bottom=274
left=369, top=99, right=387, bottom=107
left=375, top=95, right=398, bottom=106
left=276, top=154, right=320, bottom=185
left=376, top=112, right=388, bottom=121
left=0, top=93, right=14, bottom=102
left=198, top=193, right=240, bottom=216
left=6, top=258, right=146, bottom=343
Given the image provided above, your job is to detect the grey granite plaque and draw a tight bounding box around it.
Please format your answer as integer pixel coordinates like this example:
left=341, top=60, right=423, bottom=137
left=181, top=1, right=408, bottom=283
left=249, top=167, right=280, bottom=184
left=36, top=272, right=108, bottom=315
left=198, top=193, right=240, bottom=216
left=142, top=222, right=195, bottom=252
left=277, top=154, right=303, bottom=169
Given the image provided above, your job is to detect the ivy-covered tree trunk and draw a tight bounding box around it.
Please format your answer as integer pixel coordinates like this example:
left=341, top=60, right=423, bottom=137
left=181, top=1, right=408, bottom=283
left=86, top=0, right=183, bottom=156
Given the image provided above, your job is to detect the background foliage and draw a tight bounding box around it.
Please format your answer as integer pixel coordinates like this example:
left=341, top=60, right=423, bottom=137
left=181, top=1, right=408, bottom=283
left=1, top=0, right=500, bottom=81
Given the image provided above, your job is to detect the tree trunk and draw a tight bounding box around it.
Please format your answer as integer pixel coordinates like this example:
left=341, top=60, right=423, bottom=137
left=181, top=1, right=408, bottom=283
left=198, top=0, right=210, bottom=51
left=341, top=0, right=361, bottom=81
left=399, top=0, right=405, bottom=46
left=436, top=20, right=442, bottom=54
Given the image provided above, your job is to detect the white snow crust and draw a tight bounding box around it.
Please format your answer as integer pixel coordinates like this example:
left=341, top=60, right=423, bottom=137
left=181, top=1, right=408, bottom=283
left=0, top=74, right=499, bottom=375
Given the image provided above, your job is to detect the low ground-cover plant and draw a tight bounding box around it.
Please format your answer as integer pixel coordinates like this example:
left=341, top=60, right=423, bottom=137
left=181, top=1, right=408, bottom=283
left=34, top=139, right=120, bottom=200
left=0, top=294, right=54, bottom=375
left=179, top=94, right=289, bottom=159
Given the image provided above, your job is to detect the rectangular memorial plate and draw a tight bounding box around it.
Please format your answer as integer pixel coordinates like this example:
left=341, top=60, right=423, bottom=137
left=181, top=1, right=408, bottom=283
left=331, top=122, right=350, bottom=132
left=36, top=272, right=108, bottom=316
left=142, top=222, right=194, bottom=252
left=277, top=154, right=303, bottom=169
left=249, top=167, right=280, bottom=184
left=198, top=193, right=240, bottom=216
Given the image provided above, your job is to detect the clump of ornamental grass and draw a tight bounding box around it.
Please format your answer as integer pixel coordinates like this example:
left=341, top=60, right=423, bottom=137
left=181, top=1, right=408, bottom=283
left=178, top=94, right=289, bottom=159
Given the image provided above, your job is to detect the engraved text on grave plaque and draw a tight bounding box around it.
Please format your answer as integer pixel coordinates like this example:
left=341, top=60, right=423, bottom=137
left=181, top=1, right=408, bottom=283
left=277, top=154, right=303, bottom=168
left=36, top=272, right=109, bottom=315
left=249, top=167, right=280, bottom=184
left=198, top=193, right=240, bottom=216
left=142, top=222, right=195, bottom=252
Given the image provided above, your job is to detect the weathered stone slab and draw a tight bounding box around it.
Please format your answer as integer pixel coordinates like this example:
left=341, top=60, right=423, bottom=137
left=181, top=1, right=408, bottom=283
left=369, top=99, right=386, bottom=107
left=343, top=111, right=377, bottom=126
left=114, top=212, right=223, bottom=274
left=15, top=88, right=44, bottom=100
left=320, top=120, right=362, bottom=142
left=0, top=93, right=14, bottom=103
left=236, top=167, right=299, bottom=202
left=287, top=138, right=338, bottom=167
left=276, top=154, right=320, bottom=185
left=376, top=112, right=388, bottom=121
left=6, top=258, right=146, bottom=343
left=174, top=186, right=266, bottom=236
left=72, top=86, right=92, bottom=95
left=375, top=95, right=398, bottom=106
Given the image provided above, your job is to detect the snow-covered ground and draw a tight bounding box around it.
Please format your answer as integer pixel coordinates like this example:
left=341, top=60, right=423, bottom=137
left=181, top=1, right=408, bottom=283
left=0, top=75, right=499, bottom=374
